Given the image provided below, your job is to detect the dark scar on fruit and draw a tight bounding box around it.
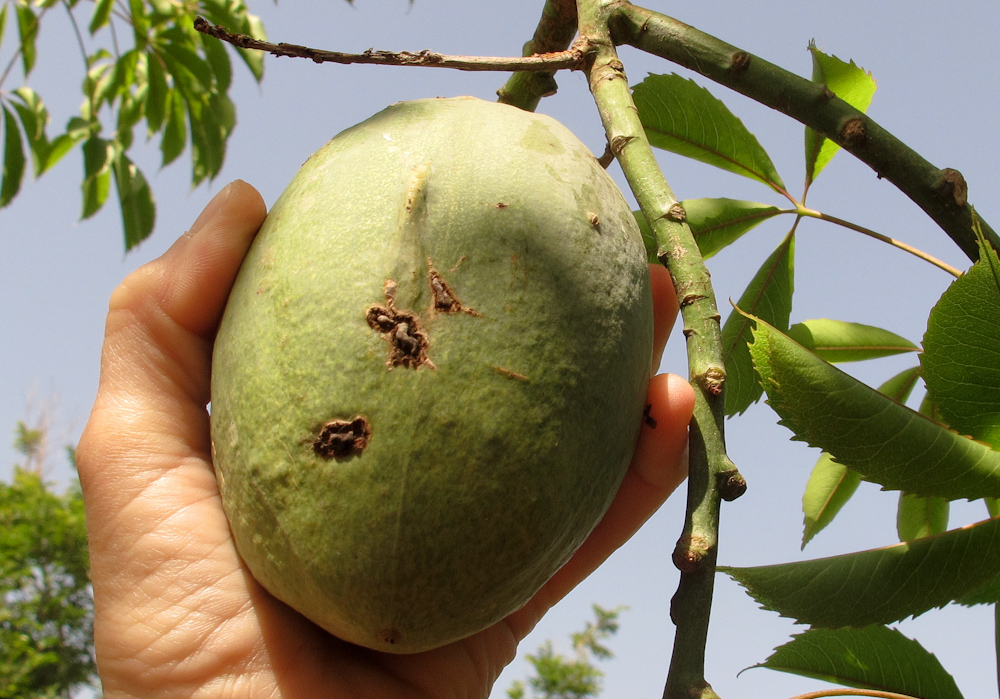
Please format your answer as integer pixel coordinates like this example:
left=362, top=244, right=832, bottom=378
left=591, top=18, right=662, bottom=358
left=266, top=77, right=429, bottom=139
left=366, top=279, right=436, bottom=369
left=313, top=416, right=372, bottom=459
left=643, top=403, right=657, bottom=429
left=426, top=259, right=479, bottom=316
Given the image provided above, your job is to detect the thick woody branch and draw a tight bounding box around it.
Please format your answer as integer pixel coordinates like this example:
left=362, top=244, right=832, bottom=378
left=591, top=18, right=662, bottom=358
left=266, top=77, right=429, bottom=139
left=194, top=17, right=585, bottom=73
left=497, top=0, right=579, bottom=110
left=608, top=2, right=998, bottom=263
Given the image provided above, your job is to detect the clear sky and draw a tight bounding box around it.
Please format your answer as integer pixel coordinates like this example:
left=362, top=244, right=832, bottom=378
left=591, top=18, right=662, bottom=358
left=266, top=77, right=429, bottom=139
left=2, top=1, right=998, bottom=697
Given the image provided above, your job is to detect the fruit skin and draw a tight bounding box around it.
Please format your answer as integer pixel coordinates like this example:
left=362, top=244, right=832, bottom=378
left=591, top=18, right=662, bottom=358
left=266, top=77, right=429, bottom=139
left=210, top=96, right=653, bottom=653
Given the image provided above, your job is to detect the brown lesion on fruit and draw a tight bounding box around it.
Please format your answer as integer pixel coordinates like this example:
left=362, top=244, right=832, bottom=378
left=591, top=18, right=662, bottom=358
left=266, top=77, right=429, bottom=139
left=493, top=365, right=529, bottom=382
left=426, top=259, right=480, bottom=317
left=313, top=416, right=372, bottom=460
left=366, top=279, right=436, bottom=369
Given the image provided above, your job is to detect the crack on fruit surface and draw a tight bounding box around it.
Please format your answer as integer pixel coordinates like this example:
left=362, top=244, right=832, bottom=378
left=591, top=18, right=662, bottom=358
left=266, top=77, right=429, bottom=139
left=313, top=416, right=372, bottom=459
left=366, top=279, right=435, bottom=369
left=426, top=259, right=480, bottom=316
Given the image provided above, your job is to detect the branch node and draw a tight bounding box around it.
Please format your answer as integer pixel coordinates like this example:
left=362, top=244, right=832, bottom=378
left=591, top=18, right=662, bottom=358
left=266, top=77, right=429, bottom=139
left=672, top=535, right=712, bottom=573
left=934, top=168, right=968, bottom=207
left=695, top=366, right=726, bottom=396
left=666, top=202, right=688, bottom=222
left=716, top=467, right=747, bottom=501
left=729, top=50, right=751, bottom=72
left=840, top=117, right=867, bottom=147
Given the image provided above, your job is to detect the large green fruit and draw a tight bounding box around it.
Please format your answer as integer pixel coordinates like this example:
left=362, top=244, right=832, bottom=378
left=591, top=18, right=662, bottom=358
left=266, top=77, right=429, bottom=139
left=211, top=96, right=653, bottom=653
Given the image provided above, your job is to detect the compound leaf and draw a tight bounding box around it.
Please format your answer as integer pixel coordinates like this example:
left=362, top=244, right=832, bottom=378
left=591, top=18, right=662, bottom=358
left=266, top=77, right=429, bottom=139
left=112, top=153, right=155, bottom=250
left=1, top=106, right=25, bottom=208
left=634, top=73, right=785, bottom=191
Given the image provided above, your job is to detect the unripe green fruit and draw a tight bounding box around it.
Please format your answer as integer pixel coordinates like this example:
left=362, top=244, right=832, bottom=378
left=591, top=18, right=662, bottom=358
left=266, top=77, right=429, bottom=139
left=210, top=97, right=653, bottom=653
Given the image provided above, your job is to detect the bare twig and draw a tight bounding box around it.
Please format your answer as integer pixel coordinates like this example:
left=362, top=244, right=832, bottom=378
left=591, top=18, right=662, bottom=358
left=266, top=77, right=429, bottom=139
left=194, top=17, right=585, bottom=73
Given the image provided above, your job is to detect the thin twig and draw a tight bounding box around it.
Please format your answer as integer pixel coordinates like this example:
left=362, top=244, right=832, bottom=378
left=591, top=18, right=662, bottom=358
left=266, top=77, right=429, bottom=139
left=787, top=690, right=919, bottom=699
left=799, top=207, right=963, bottom=277
left=194, top=17, right=586, bottom=73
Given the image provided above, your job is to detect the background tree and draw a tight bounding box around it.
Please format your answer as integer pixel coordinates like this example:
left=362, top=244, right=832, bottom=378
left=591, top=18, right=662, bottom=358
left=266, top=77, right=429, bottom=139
left=1, top=422, right=96, bottom=699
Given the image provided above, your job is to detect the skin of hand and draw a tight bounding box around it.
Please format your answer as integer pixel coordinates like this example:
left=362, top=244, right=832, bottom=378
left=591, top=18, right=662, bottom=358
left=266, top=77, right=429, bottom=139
left=77, top=180, right=696, bottom=699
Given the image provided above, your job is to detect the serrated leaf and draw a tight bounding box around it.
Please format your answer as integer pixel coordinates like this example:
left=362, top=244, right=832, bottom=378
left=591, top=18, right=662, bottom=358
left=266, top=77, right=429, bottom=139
left=81, top=136, right=111, bottom=219
left=897, top=492, right=949, bottom=542
left=722, top=515, right=1000, bottom=627
left=112, top=153, right=155, bottom=249
left=722, top=232, right=795, bottom=416
left=683, top=198, right=782, bottom=259
left=786, top=319, right=918, bottom=363
left=1, top=106, right=26, bottom=208
left=753, top=626, right=963, bottom=699
left=15, top=2, right=38, bottom=75
left=805, top=43, right=876, bottom=185
left=922, top=235, right=1000, bottom=449
left=750, top=315, right=1000, bottom=499
left=633, top=73, right=785, bottom=190
left=801, top=366, right=921, bottom=548
left=88, top=0, right=113, bottom=34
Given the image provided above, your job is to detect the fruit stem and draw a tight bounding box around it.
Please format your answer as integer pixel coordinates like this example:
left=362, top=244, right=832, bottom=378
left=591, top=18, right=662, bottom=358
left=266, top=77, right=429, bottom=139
left=608, top=2, right=999, bottom=264
left=496, top=0, right=579, bottom=111
left=578, top=2, right=736, bottom=698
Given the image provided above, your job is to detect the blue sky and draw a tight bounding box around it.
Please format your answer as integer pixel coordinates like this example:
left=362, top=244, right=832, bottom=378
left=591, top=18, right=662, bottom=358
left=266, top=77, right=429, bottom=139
left=2, top=1, right=998, bottom=697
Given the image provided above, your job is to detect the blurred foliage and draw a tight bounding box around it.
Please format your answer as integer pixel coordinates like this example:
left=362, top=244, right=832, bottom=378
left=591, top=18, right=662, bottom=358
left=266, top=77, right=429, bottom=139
left=1, top=421, right=97, bottom=698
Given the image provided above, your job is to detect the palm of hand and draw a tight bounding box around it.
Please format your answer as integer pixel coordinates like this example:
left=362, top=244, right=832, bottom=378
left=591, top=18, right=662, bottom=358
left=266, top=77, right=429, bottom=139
left=77, top=181, right=693, bottom=699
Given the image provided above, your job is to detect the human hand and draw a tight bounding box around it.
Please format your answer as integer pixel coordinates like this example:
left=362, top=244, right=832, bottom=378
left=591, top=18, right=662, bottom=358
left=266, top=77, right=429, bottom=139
left=77, top=180, right=695, bottom=699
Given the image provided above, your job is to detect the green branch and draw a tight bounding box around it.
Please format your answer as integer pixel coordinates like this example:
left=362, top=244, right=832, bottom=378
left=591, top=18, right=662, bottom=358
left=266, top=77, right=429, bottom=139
left=496, top=0, right=579, bottom=111
left=609, top=2, right=998, bottom=263
left=578, top=2, right=740, bottom=698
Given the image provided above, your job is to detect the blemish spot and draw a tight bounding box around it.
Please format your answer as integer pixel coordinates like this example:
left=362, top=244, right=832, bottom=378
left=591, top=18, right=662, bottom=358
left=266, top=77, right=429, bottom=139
left=588, top=212, right=600, bottom=227
left=377, top=627, right=401, bottom=645
left=495, top=202, right=508, bottom=209
left=313, top=416, right=372, bottom=459
left=493, top=366, right=529, bottom=382
left=427, top=259, right=480, bottom=316
left=366, top=279, right=435, bottom=369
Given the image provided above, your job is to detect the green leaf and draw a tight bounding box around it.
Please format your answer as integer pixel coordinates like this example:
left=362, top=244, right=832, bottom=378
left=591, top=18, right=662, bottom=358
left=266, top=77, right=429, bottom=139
left=160, top=39, right=214, bottom=94
left=0, top=5, right=8, bottom=55
left=801, top=366, right=921, bottom=548
left=804, top=43, right=877, bottom=185
left=922, top=234, right=1000, bottom=449
left=722, top=515, right=1000, bottom=627
left=753, top=626, right=963, bottom=699
left=160, top=89, right=186, bottom=166
left=11, top=87, right=51, bottom=176
left=145, top=54, right=170, bottom=134
left=88, top=0, right=114, bottom=34
left=897, top=492, right=949, bottom=542
left=81, top=136, right=111, bottom=219
left=633, top=73, right=785, bottom=191
left=1, top=107, right=25, bottom=208
left=15, top=1, right=38, bottom=76
left=722, top=232, right=795, bottom=416
left=750, top=315, right=1000, bottom=500
left=801, top=455, right=861, bottom=549
left=202, top=29, right=233, bottom=93
left=112, top=153, right=155, bottom=250
left=683, top=198, right=782, bottom=259
left=785, top=319, right=918, bottom=363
